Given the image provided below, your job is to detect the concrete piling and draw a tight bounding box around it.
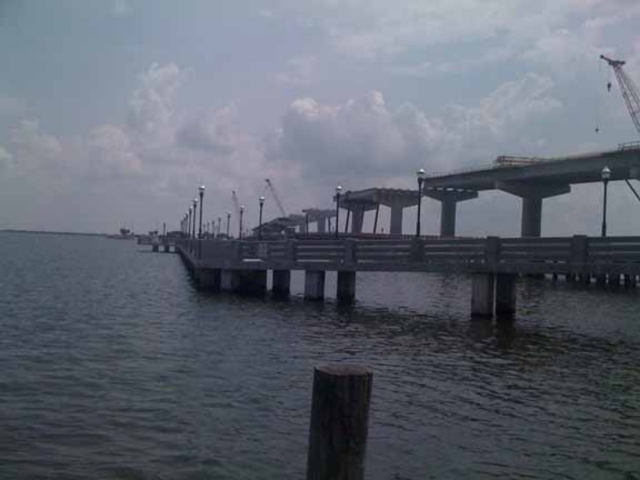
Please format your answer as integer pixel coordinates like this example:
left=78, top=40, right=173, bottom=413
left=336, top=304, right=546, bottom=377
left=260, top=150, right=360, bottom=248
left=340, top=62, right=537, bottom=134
left=495, top=274, right=517, bottom=317
left=304, top=270, right=326, bottom=301
left=237, top=270, right=267, bottom=296
left=220, top=269, right=240, bottom=293
left=197, top=268, right=220, bottom=291
left=471, top=273, right=495, bottom=318
left=336, top=271, right=356, bottom=303
left=272, top=270, right=291, bottom=298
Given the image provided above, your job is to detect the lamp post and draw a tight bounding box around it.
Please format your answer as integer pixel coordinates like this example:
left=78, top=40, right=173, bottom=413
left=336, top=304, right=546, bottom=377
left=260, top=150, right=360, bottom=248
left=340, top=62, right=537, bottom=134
left=226, top=212, right=231, bottom=238
left=335, top=186, right=342, bottom=238
left=192, top=198, right=198, bottom=238
left=239, top=205, right=245, bottom=239
left=217, top=216, right=222, bottom=237
left=416, top=168, right=425, bottom=237
left=198, top=185, right=205, bottom=238
left=259, top=196, right=265, bottom=239
left=601, top=166, right=611, bottom=237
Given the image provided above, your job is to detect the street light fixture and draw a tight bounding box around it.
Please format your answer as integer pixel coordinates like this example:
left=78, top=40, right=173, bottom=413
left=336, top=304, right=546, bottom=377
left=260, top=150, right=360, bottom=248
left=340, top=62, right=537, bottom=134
left=188, top=206, right=193, bottom=239
left=198, top=185, right=205, bottom=239
left=259, top=196, right=265, bottom=239
left=192, top=198, right=198, bottom=239
left=239, top=205, right=245, bottom=239
left=416, top=168, right=426, bottom=237
left=335, top=185, right=342, bottom=238
left=601, top=166, right=611, bottom=237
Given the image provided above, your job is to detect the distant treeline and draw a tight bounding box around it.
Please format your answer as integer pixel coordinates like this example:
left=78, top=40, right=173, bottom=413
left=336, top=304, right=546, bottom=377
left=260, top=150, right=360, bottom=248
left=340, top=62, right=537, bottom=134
left=0, top=229, right=108, bottom=237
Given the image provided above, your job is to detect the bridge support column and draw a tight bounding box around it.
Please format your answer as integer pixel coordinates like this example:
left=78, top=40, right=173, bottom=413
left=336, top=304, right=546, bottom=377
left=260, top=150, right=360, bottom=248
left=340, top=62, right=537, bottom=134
left=424, top=190, right=478, bottom=237
left=441, top=199, right=457, bottom=237
left=272, top=269, right=291, bottom=298
left=521, top=197, right=542, bottom=237
left=337, top=271, right=356, bottom=303
left=390, top=204, right=403, bottom=235
left=317, top=218, right=326, bottom=233
left=164, top=244, right=171, bottom=253
left=152, top=244, right=159, bottom=252
left=237, top=270, right=267, bottom=296
left=220, top=269, right=240, bottom=293
left=497, top=182, right=570, bottom=238
left=495, top=274, right=517, bottom=317
left=351, top=206, right=364, bottom=234
left=197, top=268, right=220, bottom=292
left=471, top=273, right=494, bottom=318
left=305, top=270, right=326, bottom=301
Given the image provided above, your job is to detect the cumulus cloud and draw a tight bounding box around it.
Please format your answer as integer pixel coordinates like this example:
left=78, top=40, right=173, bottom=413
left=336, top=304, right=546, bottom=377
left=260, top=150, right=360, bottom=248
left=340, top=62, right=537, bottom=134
left=127, top=62, right=186, bottom=145
left=176, top=106, right=241, bottom=154
left=267, top=73, right=561, bottom=185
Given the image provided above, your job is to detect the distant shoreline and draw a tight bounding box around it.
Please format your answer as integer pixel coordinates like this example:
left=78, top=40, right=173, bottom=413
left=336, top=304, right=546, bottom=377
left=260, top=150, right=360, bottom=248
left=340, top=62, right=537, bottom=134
left=0, top=229, right=109, bottom=238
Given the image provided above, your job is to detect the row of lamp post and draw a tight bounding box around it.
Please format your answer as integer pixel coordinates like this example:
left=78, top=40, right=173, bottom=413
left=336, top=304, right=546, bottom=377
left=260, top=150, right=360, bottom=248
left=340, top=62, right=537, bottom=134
left=180, top=185, right=205, bottom=239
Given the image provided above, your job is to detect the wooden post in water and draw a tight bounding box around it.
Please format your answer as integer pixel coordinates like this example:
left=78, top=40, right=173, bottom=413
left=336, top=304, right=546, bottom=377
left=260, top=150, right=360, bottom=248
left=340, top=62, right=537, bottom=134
left=306, top=365, right=373, bottom=480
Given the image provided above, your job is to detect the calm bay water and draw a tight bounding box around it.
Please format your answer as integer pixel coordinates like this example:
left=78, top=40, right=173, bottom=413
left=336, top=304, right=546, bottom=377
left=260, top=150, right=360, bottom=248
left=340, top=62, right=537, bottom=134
left=0, top=232, right=639, bottom=479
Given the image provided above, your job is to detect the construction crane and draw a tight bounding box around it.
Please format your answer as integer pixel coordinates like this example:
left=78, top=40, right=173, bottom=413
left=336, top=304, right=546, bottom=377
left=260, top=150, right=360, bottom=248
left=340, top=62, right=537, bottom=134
left=264, top=178, right=287, bottom=217
left=600, top=54, right=640, bottom=135
left=599, top=54, right=640, bottom=205
left=231, top=190, right=242, bottom=217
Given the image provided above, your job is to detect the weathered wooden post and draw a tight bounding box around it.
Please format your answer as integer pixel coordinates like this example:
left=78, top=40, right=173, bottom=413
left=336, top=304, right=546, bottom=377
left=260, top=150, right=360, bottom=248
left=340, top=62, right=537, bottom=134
left=307, top=365, right=373, bottom=480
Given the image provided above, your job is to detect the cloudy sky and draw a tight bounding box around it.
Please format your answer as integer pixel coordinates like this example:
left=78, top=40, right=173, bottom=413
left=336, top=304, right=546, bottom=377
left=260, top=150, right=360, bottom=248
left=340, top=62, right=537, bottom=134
left=2, top=0, right=640, bottom=236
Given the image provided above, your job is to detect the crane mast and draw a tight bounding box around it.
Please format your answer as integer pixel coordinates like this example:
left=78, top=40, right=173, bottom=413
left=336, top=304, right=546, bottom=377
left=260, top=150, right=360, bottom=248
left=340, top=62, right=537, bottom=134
left=264, top=179, right=287, bottom=217
left=601, top=54, right=640, bottom=135
left=231, top=190, right=241, bottom=217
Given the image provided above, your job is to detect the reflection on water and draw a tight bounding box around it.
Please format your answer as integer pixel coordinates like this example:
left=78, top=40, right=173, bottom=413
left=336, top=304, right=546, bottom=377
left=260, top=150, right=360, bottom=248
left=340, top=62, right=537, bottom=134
left=0, top=233, right=639, bottom=479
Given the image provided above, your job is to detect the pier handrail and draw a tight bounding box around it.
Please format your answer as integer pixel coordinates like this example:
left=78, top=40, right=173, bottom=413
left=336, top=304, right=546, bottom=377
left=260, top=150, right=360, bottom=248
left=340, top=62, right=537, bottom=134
left=176, top=235, right=640, bottom=275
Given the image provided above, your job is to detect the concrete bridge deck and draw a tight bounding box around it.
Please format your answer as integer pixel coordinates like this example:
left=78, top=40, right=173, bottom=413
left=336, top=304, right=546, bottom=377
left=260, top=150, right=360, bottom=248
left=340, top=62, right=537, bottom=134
left=175, top=235, right=640, bottom=318
left=339, top=145, right=640, bottom=238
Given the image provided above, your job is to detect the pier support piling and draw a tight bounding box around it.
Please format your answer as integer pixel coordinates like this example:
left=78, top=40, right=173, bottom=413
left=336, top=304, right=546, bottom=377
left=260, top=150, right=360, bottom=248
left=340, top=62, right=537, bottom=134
left=495, top=274, right=517, bottom=317
left=237, top=269, right=267, bottom=296
left=197, top=268, right=220, bottom=292
left=306, top=365, right=373, bottom=480
left=304, top=270, right=326, bottom=301
left=272, top=269, right=291, bottom=298
left=220, top=269, right=240, bottom=293
left=336, top=271, right=356, bottom=303
left=471, top=273, right=495, bottom=318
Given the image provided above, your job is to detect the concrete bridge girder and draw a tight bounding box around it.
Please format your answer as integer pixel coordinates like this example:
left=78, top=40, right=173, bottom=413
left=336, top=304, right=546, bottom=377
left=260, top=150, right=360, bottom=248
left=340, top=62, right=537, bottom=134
left=496, top=181, right=571, bottom=237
